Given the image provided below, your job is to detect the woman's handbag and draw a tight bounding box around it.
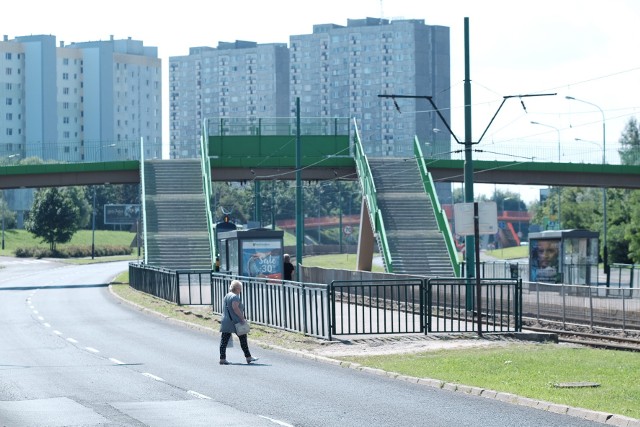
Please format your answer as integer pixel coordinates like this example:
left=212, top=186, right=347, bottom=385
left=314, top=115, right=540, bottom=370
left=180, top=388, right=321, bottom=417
left=226, top=301, right=250, bottom=336
left=235, top=321, right=251, bottom=336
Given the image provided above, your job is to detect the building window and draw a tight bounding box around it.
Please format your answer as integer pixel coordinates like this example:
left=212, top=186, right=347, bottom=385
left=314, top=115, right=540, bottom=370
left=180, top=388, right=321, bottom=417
left=5, top=68, right=11, bottom=75
left=5, top=83, right=11, bottom=90
left=5, top=98, right=12, bottom=105
left=63, top=58, right=69, bottom=65
left=63, top=131, right=70, bottom=139
left=6, top=113, right=12, bottom=120
left=6, top=128, right=12, bottom=136
left=5, top=53, right=11, bottom=60
left=63, top=72, right=69, bottom=80
left=63, top=102, right=69, bottom=109
left=63, top=87, right=69, bottom=95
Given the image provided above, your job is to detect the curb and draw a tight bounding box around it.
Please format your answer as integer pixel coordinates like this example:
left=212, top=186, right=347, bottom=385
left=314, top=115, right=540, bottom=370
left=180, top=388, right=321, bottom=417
left=108, top=285, right=639, bottom=427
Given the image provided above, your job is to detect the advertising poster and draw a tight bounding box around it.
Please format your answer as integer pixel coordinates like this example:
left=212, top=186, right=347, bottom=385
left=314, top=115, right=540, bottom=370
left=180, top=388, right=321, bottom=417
left=530, top=239, right=560, bottom=283
left=241, top=239, right=282, bottom=279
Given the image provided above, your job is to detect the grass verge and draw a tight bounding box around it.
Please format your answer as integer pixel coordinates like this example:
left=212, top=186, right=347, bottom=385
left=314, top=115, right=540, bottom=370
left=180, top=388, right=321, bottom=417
left=340, top=345, right=639, bottom=419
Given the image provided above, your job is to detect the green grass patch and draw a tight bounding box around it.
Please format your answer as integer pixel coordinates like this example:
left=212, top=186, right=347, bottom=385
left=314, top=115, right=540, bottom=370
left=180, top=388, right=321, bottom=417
left=486, top=245, right=529, bottom=260
left=302, top=253, right=385, bottom=272
left=0, top=229, right=136, bottom=257
left=341, top=344, right=640, bottom=419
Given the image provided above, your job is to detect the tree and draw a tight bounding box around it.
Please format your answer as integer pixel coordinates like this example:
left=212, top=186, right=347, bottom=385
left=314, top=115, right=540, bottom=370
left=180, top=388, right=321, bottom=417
left=618, top=117, right=640, bottom=166
left=25, top=188, right=80, bottom=251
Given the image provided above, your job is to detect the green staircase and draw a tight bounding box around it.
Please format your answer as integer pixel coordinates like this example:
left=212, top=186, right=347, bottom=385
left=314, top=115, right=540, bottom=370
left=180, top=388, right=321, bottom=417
left=143, top=159, right=212, bottom=270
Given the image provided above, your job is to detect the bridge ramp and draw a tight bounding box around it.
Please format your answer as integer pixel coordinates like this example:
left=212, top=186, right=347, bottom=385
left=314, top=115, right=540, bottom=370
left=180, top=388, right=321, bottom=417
left=144, top=160, right=212, bottom=270
left=368, top=158, right=454, bottom=277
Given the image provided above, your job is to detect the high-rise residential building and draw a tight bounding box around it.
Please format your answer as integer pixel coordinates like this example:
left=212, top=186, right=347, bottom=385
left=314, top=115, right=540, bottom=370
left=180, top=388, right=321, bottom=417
left=290, top=18, right=450, bottom=159
left=0, top=34, right=162, bottom=162
left=169, top=41, right=289, bottom=159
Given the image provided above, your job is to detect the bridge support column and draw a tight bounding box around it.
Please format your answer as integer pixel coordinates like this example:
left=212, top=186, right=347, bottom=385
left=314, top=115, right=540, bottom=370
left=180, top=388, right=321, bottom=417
left=357, top=198, right=374, bottom=271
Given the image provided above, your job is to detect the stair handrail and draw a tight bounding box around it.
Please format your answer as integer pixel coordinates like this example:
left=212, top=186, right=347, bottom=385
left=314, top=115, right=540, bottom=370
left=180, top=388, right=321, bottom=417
left=139, top=137, right=148, bottom=264
left=414, top=137, right=460, bottom=277
left=201, top=119, right=216, bottom=267
left=352, top=119, right=393, bottom=272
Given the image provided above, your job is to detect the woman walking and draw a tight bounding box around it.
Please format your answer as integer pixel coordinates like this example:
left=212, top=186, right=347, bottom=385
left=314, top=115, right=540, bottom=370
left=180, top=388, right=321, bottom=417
left=219, top=279, right=258, bottom=365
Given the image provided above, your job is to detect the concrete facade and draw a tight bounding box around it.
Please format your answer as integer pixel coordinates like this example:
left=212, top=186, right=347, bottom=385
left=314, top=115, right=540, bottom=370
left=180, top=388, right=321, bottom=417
left=0, top=34, right=162, bottom=163
left=169, top=41, right=290, bottom=159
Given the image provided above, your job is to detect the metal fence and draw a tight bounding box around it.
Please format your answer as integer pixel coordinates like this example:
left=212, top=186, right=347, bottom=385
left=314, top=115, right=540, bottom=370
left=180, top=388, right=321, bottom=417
left=129, top=263, right=179, bottom=304
left=426, top=278, right=522, bottom=334
left=211, top=273, right=330, bottom=339
left=523, top=282, right=640, bottom=330
left=329, top=279, right=425, bottom=338
left=129, top=263, right=525, bottom=338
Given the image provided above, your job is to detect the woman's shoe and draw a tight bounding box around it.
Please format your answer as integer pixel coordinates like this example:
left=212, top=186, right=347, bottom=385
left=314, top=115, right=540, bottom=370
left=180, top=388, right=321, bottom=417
left=246, top=357, right=259, bottom=364
left=219, top=359, right=231, bottom=365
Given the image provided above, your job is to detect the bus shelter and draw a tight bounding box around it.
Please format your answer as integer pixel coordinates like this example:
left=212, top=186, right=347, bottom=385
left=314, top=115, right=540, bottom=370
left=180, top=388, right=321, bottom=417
left=217, top=228, right=284, bottom=279
left=529, top=229, right=599, bottom=285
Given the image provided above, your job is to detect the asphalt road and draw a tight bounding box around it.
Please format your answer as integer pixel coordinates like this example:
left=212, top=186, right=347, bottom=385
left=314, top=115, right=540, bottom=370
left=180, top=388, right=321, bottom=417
left=0, top=257, right=601, bottom=426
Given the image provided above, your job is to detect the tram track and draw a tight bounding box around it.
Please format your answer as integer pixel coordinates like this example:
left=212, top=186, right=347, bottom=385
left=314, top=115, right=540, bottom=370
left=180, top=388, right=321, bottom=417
left=523, top=320, right=640, bottom=352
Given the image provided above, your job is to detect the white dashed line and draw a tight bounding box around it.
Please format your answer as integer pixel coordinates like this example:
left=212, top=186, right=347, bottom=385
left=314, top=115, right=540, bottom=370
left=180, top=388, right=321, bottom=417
left=187, top=390, right=212, bottom=400
left=43, top=323, right=51, bottom=328
left=109, top=358, right=125, bottom=365
left=33, top=310, right=39, bottom=314
left=258, top=415, right=295, bottom=427
left=37, top=316, right=44, bottom=321
left=142, top=373, right=165, bottom=382
left=53, top=330, right=63, bottom=336
left=85, top=347, right=99, bottom=353
left=66, top=338, right=78, bottom=344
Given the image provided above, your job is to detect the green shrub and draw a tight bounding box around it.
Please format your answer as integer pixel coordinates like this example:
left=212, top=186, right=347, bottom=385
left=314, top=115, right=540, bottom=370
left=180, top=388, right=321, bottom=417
left=15, top=245, right=132, bottom=258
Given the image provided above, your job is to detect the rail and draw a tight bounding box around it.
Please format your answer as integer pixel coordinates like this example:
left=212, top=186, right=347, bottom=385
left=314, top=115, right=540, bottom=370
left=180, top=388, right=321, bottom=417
left=139, top=138, right=148, bottom=264
left=201, top=119, right=216, bottom=264
left=414, top=137, right=460, bottom=277
left=211, top=273, right=330, bottom=339
left=329, top=279, right=424, bottom=338
left=129, top=262, right=178, bottom=304
left=352, top=120, right=393, bottom=272
left=427, top=278, right=522, bottom=333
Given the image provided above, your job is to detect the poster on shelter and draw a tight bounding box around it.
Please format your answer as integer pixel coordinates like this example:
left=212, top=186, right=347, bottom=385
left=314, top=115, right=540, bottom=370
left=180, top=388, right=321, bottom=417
left=530, top=239, right=560, bottom=283
left=241, top=239, right=282, bottom=279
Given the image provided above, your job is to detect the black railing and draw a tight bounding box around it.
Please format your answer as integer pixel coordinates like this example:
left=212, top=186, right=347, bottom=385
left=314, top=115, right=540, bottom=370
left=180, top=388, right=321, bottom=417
left=329, top=279, right=424, bottom=338
left=427, top=278, right=522, bottom=334
left=129, top=263, right=523, bottom=339
left=211, top=273, right=330, bottom=339
left=129, top=263, right=179, bottom=304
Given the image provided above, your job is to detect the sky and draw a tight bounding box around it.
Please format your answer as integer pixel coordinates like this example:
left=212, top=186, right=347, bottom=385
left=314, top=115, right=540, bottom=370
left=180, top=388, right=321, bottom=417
left=2, top=0, right=640, bottom=203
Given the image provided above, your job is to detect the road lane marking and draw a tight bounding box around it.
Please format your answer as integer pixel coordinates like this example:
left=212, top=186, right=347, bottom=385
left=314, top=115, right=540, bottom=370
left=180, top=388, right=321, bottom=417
left=109, top=358, right=126, bottom=365
left=258, top=415, right=295, bottom=427
left=86, top=347, right=99, bottom=353
left=142, top=373, right=165, bottom=382
left=53, top=330, right=63, bottom=335
left=66, top=338, right=78, bottom=344
left=187, top=390, right=212, bottom=400
left=33, top=310, right=38, bottom=314
left=43, top=323, right=51, bottom=328
left=37, top=316, right=44, bottom=321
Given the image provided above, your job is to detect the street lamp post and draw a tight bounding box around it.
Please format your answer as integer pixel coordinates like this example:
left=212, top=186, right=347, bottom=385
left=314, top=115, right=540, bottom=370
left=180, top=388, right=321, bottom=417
left=530, top=121, right=562, bottom=229
left=566, top=96, right=608, bottom=284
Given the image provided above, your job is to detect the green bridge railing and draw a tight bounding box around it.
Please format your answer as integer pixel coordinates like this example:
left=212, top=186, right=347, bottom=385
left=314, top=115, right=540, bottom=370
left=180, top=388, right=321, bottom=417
left=353, top=121, right=393, bottom=273
left=414, top=137, right=461, bottom=277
